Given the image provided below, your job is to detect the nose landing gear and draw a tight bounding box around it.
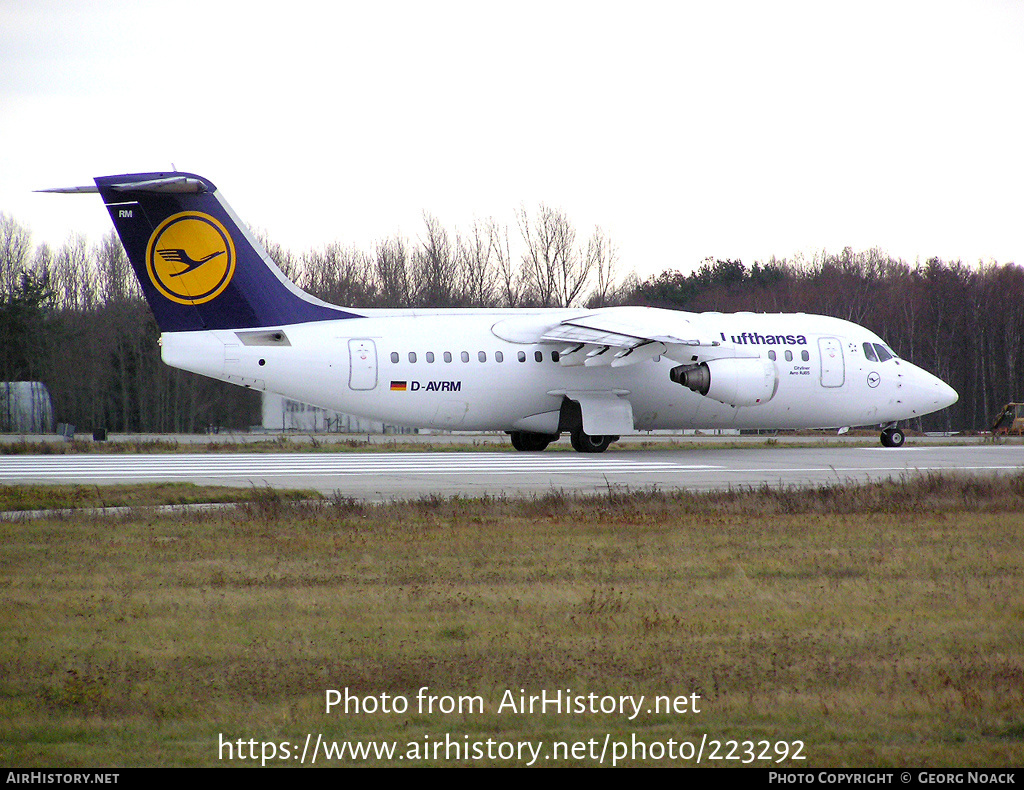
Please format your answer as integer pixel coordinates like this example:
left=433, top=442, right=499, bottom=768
left=880, top=425, right=906, bottom=447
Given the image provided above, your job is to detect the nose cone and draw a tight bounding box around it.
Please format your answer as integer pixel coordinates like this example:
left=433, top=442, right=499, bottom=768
left=937, top=379, right=959, bottom=410
left=901, top=363, right=958, bottom=417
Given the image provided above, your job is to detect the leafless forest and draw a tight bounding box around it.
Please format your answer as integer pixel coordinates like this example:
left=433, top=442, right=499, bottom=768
left=1, top=210, right=1019, bottom=433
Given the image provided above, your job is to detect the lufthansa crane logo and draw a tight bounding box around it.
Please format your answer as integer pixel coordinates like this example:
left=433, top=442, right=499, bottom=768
left=146, top=212, right=236, bottom=304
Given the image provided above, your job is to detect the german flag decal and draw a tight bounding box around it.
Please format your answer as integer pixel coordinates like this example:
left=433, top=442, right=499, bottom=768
left=390, top=381, right=408, bottom=391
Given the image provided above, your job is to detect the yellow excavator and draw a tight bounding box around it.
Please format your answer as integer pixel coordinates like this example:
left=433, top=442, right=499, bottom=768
left=991, top=403, right=1024, bottom=435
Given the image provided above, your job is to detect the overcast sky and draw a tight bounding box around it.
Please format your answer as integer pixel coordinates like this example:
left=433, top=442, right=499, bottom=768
left=1, top=0, right=1022, bottom=281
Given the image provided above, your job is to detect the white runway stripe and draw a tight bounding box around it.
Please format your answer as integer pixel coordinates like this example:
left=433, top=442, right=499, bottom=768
left=0, top=446, right=1018, bottom=499
left=0, top=453, right=721, bottom=480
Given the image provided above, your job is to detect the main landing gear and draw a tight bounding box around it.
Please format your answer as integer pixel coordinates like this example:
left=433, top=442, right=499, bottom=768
left=510, top=399, right=620, bottom=453
left=508, top=431, right=556, bottom=452
left=880, top=424, right=906, bottom=448
left=569, top=431, right=617, bottom=453
left=507, top=430, right=618, bottom=453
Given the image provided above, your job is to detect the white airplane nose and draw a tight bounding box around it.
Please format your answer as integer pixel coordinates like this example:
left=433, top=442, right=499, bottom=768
left=901, top=364, right=958, bottom=416
left=937, top=379, right=959, bottom=410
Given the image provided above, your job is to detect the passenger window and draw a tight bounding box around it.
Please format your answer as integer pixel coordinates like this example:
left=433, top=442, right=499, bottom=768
left=863, top=342, right=878, bottom=362
left=874, top=344, right=892, bottom=362
left=534, top=351, right=543, bottom=362
left=801, top=350, right=810, bottom=362
left=768, top=350, right=776, bottom=361
left=495, top=351, right=503, bottom=363
left=785, top=350, right=793, bottom=362
left=390, top=352, right=399, bottom=364
left=426, top=352, right=434, bottom=363
left=461, top=351, right=470, bottom=363
left=408, top=352, right=417, bottom=363
left=552, top=351, right=559, bottom=362
left=518, top=351, right=526, bottom=362
left=478, top=351, right=487, bottom=363
left=443, top=352, right=452, bottom=363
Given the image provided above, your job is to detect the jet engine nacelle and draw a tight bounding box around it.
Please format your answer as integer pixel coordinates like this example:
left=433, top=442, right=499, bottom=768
left=669, top=357, right=779, bottom=407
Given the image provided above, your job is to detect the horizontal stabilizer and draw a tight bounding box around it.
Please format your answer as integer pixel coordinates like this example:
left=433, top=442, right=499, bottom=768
left=35, top=185, right=99, bottom=194
left=38, top=175, right=208, bottom=195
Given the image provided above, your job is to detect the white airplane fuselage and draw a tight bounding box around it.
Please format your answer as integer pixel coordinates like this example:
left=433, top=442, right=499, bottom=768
left=43, top=170, right=957, bottom=448
left=162, top=309, right=955, bottom=435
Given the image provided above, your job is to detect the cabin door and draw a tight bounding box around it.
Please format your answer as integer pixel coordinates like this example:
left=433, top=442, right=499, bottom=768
left=818, top=336, right=845, bottom=388
left=348, top=338, right=378, bottom=390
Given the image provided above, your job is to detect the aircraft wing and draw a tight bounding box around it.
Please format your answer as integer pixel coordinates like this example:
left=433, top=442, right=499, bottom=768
left=492, top=305, right=747, bottom=368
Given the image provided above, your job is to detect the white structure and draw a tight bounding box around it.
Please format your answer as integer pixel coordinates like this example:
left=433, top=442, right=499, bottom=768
left=261, top=392, right=413, bottom=434
left=1, top=382, right=54, bottom=433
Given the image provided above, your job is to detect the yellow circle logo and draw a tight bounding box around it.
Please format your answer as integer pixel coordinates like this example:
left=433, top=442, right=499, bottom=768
left=146, top=212, right=236, bottom=305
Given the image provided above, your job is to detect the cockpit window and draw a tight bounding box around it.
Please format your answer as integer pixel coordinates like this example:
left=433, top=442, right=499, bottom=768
left=873, top=343, right=893, bottom=362
left=863, top=342, right=878, bottom=362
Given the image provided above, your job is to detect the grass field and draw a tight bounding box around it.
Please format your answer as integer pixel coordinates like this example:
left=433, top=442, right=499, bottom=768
left=1, top=474, right=1022, bottom=767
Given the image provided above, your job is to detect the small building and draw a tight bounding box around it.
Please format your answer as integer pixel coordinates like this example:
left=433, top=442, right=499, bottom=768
left=261, top=391, right=414, bottom=434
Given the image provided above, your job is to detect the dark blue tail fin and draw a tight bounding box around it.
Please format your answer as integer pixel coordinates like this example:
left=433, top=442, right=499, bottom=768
left=70, top=172, right=359, bottom=331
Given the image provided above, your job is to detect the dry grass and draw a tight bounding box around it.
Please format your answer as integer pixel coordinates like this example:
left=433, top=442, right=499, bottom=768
left=1, top=473, right=1022, bottom=767
left=0, top=483, right=318, bottom=512
left=0, top=436, right=511, bottom=455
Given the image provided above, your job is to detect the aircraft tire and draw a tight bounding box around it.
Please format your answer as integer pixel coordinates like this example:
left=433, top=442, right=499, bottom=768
left=880, top=428, right=905, bottom=448
left=569, top=431, right=616, bottom=453
left=509, top=431, right=554, bottom=452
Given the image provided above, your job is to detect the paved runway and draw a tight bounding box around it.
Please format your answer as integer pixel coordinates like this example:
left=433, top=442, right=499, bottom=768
left=1, top=443, right=1020, bottom=499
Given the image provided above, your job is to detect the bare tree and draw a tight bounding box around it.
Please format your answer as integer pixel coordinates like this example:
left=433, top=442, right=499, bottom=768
left=456, top=218, right=500, bottom=307
left=51, top=234, right=93, bottom=310
left=584, top=226, right=623, bottom=307
left=31, top=243, right=53, bottom=284
left=375, top=235, right=413, bottom=308
left=482, top=218, right=520, bottom=308
left=0, top=213, right=32, bottom=297
left=517, top=203, right=592, bottom=307
left=416, top=212, right=460, bottom=307
left=96, top=229, right=138, bottom=304
left=301, top=243, right=376, bottom=307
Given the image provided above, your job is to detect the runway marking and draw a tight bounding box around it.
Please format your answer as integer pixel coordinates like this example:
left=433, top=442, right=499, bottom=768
left=856, top=448, right=1024, bottom=458
left=721, top=466, right=1023, bottom=474
left=0, top=453, right=723, bottom=481
left=0, top=452, right=1017, bottom=489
